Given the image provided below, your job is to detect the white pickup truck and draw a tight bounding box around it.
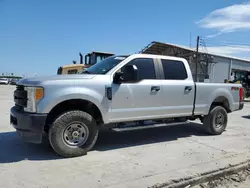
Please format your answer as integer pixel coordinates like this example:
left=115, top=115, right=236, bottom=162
left=11, top=54, right=244, bottom=157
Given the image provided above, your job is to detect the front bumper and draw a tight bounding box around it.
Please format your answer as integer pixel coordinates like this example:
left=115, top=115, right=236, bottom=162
left=10, top=106, right=47, bottom=143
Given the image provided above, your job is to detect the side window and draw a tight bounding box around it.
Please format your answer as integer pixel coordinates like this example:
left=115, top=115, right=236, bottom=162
left=161, top=59, right=187, bottom=80
left=124, top=58, right=156, bottom=80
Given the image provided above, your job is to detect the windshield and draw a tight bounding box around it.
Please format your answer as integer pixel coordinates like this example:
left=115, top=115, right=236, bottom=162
left=82, top=56, right=128, bottom=75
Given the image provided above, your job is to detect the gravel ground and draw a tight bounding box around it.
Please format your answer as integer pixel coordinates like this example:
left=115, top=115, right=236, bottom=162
left=194, top=169, right=250, bottom=188
left=1, top=85, right=250, bottom=188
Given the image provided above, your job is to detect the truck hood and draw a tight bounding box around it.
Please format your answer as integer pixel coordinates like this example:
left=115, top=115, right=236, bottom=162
left=17, top=74, right=96, bottom=86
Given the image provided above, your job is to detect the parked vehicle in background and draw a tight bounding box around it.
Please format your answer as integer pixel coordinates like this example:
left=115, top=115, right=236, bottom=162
left=57, top=64, right=86, bottom=75
left=9, top=78, right=20, bottom=85
left=57, top=51, right=114, bottom=75
left=11, top=54, right=244, bottom=157
left=0, top=78, right=9, bottom=85
left=225, top=71, right=250, bottom=99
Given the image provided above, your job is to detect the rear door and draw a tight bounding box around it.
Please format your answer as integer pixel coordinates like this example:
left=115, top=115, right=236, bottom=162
left=158, top=58, right=195, bottom=117
left=110, top=57, right=163, bottom=122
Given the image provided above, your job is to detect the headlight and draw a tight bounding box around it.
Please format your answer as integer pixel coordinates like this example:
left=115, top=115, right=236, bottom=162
left=24, top=87, right=44, bottom=112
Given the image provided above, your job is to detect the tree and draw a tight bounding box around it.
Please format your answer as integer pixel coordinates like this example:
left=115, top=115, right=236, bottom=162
left=11, top=73, right=14, bottom=76
left=2, top=73, right=4, bottom=76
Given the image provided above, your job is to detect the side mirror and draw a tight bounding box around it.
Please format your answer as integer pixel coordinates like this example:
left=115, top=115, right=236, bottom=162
left=113, top=64, right=139, bottom=84
left=113, top=72, right=124, bottom=84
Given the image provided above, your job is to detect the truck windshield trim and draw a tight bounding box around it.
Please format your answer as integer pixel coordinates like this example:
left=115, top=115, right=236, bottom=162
left=82, top=56, right=129, bottom=75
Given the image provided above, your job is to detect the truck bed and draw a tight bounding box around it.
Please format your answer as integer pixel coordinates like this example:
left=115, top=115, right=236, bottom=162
left=194, top=82, right=242, bottom=115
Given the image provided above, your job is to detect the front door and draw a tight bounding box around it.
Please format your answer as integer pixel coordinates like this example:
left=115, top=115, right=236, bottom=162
left=110, top=57, right=162, bottom=122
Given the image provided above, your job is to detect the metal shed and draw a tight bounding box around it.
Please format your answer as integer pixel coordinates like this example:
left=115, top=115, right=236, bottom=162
left=140, top=41, right=250, bottom=83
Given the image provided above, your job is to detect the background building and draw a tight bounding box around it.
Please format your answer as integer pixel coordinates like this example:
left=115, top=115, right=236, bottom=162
left=140, top=41, right=250, bottom=83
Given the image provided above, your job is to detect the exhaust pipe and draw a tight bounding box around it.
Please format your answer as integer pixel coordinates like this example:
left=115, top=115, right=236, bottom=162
left=79, top=53, right=83, bottom=64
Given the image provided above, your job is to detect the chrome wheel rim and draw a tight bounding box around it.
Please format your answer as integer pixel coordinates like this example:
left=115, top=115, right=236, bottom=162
left=215, top=112, right=225, bottom=129
left=63, top=122, right=89, bottom=146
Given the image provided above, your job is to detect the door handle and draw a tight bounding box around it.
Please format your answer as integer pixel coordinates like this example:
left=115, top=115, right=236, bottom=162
left=151, top=86, right=160, bottom=92
left=185, top=86, right=192, bottom=92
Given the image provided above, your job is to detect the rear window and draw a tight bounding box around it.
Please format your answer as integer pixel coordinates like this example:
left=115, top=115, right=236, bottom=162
left=68, top=69, right=78, bottom=74
left=161, top=59, right=187, bottom=80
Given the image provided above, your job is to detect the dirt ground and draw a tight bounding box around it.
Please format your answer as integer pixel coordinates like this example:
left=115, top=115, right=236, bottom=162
left=193, top=169, right=250, bottom=188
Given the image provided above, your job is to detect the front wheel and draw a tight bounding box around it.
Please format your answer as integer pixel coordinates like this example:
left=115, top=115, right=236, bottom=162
left=203, top=106, right=228, bottom=135
left=49, top=110, right=98, bottom=158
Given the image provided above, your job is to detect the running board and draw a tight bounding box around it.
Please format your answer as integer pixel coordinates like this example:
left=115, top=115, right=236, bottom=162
left=111, top=121, right=189, bottom=132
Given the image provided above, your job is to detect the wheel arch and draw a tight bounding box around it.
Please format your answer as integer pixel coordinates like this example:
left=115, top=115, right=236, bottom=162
left=209, top=96, right=231, bottom=113
left=44, top=99, right=103, bottom=132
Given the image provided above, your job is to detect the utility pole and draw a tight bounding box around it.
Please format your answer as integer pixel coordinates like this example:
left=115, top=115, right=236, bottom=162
left=195, top=36, right=200, bottom=82
left=189, top=32, right=192, bottom=48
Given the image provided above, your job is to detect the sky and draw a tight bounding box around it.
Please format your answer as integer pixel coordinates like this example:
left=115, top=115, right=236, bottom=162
left=1, top=0, right=250, bottom=76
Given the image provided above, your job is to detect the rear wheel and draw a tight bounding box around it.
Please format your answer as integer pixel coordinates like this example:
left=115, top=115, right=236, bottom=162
left=203, top=106, right=228, bottom=135
left=49, top=110, right=98, bottom=157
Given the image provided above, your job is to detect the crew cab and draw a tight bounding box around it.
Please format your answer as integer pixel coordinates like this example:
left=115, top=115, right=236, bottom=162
left=10, top=54, right=244, bottom=157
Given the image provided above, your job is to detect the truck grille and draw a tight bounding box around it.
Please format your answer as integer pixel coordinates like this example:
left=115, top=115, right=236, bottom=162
left=14, top=85, right=27, bottom=110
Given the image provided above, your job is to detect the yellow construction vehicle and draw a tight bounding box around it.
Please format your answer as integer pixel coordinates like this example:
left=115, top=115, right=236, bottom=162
left=57, top=64, right=86, bottom=75
left=57, top=51, right=114, bottom=75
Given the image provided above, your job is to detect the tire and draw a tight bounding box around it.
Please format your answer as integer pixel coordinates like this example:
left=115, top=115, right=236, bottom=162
left=203, top=106, right=228, bottom=135
left=49, top=110, right=98, bottom=158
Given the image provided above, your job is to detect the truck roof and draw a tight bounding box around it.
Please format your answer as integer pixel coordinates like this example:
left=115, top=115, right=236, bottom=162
left=131, top=53, right=188, bottom=62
